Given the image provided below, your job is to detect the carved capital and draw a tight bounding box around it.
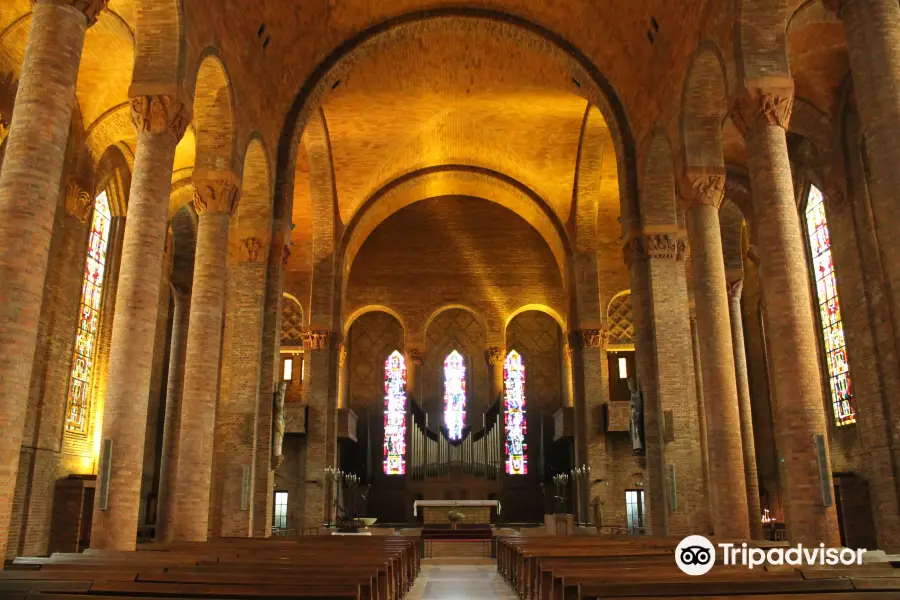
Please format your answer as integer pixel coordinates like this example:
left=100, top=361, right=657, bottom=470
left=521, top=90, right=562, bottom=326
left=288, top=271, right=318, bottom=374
left=574, top=327, right=609, bottom=350
left=727, top=278, right=744, bottom=300
left=408, top=347, right=424, bottom=366
left=681, top=173, right=725, bottom=210
left=484, top=347, right=505, bottom=366
left=192, top=179, right=238, bottom=215
left=563, top=343, right=573, bottom=364
left=302, top=330, right=334, bottom=352
left=32, top=0, right=109, bottom=26
left=65, top=180, right=93, bottom=223
left=242, top=237, right=262, bottom=262
left=130, top=94, right=190, bottom=139
left=730, top=85, right=794, bottom=137
left=624, top=232, right=686, bottom=265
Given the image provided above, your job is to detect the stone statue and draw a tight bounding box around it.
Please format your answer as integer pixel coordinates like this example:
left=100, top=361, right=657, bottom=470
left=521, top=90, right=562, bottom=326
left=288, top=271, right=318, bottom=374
left=627, top=378, right=645, bottom=456
left=272, top=381, right=287, bottom=469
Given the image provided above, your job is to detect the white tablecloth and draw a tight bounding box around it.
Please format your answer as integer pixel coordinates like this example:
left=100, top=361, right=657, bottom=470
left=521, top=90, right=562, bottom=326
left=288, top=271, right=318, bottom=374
left=413, top=500, right=501, bottom=516
left=331, top=531, right=372, bottom=536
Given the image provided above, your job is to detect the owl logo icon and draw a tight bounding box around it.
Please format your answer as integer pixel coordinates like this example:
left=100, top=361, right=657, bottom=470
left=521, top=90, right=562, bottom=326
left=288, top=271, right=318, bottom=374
left=675, top=535, right=716, bottom=576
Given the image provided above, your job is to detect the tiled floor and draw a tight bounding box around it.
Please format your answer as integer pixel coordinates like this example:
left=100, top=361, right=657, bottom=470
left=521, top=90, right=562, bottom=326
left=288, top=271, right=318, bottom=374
left=407, top=559, right=516, bottom=600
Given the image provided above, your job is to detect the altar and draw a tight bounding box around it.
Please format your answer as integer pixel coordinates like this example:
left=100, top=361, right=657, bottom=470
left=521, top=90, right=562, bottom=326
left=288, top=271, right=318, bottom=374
left=413, top=500, right=501, bottom=525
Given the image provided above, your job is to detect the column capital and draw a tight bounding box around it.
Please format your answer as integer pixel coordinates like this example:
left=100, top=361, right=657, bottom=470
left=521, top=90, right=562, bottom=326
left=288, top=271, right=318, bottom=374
left=563, top=343, right=573, bottom=363
left=240, top=236, right=263, bottom=262
left=623, top=231, right=686, bottom=266
left=679, top=171, right=726, bottom=211
left=32, top=0, right=109, bottom=27
left=729, top=82, right=795, bottom=137
left=570, top=327, right=609, bottom=350
left=484, top=346, right=505, bottom=366
left=130, top=94, right=191, bottom=140
left=407, top=347, right=424, bottom=366
left=302, top=330, right=335, bottom=352
left=192, top=177, right=239, bottom=216
left=727, top=278, right=744, bottom=300
left=65, top=178, right=93, bottom=222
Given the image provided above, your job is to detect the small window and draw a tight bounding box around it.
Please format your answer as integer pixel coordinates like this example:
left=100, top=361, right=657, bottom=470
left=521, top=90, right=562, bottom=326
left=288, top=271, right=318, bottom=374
left=282, top=358, right=293, bottom=381
left=618, top=357, right=628, bottom=380
left=625, top=489, right=644, bottom=534
left=300, top=356, right=306, bottom=382
left=273, top=491, right=288, bottom=530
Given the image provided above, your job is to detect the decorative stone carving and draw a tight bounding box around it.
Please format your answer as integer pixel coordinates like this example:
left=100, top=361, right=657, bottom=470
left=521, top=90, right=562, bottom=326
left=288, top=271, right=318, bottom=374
left=65, top=180, right=93, bottom=223
left=484, top=346, right=505, bottom=366
left=32, top=0, right=109, bottom=26
left=575, top=327, right=609, bottom=350
left=730, top=86, right=794, bottom=137
left=192, top=179, right=238, bottom=215
left=242, top=237, right=262, bottom=262
left=727, top=278, right=744, bottom=300
left=624, top=233, right=686, bottom=265
left=682, top=174, right=725, bottom=210
left=302, top=330, right=333, bottom=352
left=272, top=381, right=287, bottom=470
left=338, top=343, right=347, bottom=368
left=408, top=347, right=424, bottom=366
left=563, top=343, right=573, bottom=364
left=130, top=94, right=190, bottom=139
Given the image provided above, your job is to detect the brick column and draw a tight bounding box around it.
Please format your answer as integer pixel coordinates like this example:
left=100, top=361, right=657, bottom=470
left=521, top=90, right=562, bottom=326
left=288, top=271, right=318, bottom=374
left=169, top=177, right=238, bottom=541
left=338, top=342, right=350, bottom=409
left=731, top=83, right=840, bottom=545
left=214, top=234, right=268, bottom=537
left=561, top=343, right=574, bottom=409
left=683, top=175, right=750, bottom=538
left=626, top=233, right=708, bottom=536
left=575, top=329, right=610, bottom=527
left=302, top=330, right=338, bottom=531
left=406, top=348, right=423, bottom=403
left=727, top=278, right=764, bottom=538
left=485, top=347, right=505, bottom=405
left=689, top=316, right=711, bottom=520
left=156, top=288, right=190, bottom=542
left=90, top=95, right=190, bottom=550
left=0, top=0, right=106, bottom=561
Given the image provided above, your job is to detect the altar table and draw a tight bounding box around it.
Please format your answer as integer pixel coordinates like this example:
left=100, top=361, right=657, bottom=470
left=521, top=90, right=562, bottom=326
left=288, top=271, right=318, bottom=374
left=413, top=500, right=501, bottom=525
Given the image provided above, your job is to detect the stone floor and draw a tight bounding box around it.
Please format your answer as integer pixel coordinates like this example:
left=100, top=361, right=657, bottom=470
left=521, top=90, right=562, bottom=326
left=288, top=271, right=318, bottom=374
left=407, top=558, right=516, bottom=600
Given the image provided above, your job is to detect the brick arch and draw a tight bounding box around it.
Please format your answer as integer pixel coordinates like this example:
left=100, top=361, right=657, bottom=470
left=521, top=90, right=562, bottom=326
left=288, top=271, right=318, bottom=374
left=339, top=167, right=570, bottom=287
left=235, top=136, right=272, bottom=247
left=274, top=10, right=639, bottom=253
left=505, top=304, right=567, bottom=334
left=606, top=290, right=635, bottom=348
left=735, top=0, right=792, bottom=81
left=680, top=41, right=729, bottom=169
left=343, top=304, right=407, bottom=338
left=423, top=304, right=490, bottom=346
left=638, top=129, right=679, bottom=228
left=190, top=52, right=235, bottom=175
left=131, top=0, right=185, bottom=94
left=281, top=293, right=305, bottom=345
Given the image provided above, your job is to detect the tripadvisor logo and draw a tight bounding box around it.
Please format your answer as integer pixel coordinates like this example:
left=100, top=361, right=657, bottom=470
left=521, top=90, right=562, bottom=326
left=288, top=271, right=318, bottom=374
left=675, top=535, right=866, bottom=576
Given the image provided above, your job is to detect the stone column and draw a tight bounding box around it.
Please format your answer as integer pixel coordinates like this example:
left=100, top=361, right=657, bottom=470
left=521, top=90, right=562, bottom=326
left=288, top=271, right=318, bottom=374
left=485, top=347, right=505, bottom=404
left=728, top=278, right=764, bottom=539
left=682, top=175, right=750, bottom=539
left=302, top=330, right=338, bottom=531
left=155, top=288, right=190, bottom=542
left=169, top=176, right=238, bottom=541
left=0, top=0, right=106, bottom=560
left=90, top=95, right=190, bottom=550
left=689, top=316, right=711, bottom=520
left=337, top=341, right=350, bottom=410
left=214, top=233, right=268, bottom=537
left=731, top=83, right=840, bottom=546
left=406, top=348, right=423, bottom=402
left=561, top=343, right=574, bottom=408
left=626, top=233, right=708, bottom=536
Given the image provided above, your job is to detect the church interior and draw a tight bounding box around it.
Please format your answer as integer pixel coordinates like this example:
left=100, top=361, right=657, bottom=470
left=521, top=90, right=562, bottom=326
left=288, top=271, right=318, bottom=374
left=2, top=0, right=900, bottom=597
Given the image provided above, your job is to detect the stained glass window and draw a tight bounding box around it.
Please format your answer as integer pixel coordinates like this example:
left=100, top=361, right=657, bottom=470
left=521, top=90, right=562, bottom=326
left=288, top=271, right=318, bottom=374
left=805, top=185, right=856, bottom=426
left=443, top=350, right=466, bottom=440
left=65, top=191, right=111, bottom=433
left=383, top=351, right=407, bottom=475
left=504, top=350, right=527, bottom=475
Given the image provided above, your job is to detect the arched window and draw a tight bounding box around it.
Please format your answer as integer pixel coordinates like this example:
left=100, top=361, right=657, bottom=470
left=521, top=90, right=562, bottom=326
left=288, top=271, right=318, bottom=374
left=804, top=184, right=856, bottom=426
left=443, top=350, right=466, bottom=440
left=504, top=350, right=527, bottom=475
left=383, top=350, right=407, bottom=475
left=65, top=191, right=112, bottom=433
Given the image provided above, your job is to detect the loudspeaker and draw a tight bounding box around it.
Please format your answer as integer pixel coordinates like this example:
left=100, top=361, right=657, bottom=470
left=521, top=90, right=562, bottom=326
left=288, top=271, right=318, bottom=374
left=98, top=439, right=113, bottom=511
left=814, top=434, right=833, bottom=508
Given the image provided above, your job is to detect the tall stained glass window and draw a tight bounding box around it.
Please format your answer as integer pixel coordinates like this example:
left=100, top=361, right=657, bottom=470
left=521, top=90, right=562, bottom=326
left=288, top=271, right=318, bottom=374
left=65, top=191, right=112, bottom=433
left=383, top=351, right=407, bottom=475
left=805, top=185, right=856, bottom=426
left=443, top=350, right=466, bottom=440
left=504, top=350, right=527, bottom=475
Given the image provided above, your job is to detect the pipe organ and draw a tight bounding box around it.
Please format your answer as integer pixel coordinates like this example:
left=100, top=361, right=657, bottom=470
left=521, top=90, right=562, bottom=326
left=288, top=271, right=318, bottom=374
left=408, top=400, right=502, bottom=480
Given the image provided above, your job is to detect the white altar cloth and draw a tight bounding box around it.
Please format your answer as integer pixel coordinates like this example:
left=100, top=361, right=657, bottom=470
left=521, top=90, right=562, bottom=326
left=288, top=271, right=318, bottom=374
left=331, top=531, right=372, bottom=536
left=413, top=500, right=501, bottom=516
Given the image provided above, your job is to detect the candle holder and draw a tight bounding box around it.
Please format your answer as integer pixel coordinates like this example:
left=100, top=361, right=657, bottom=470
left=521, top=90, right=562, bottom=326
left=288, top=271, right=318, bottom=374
left=571, top=465, right=591, bottom=526
left=552, top=473, right=569, bottom=514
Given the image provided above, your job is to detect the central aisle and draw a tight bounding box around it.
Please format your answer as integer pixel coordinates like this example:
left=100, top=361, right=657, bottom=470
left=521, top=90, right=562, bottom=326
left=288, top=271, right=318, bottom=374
left=407, top=558, right=516, bottom=600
